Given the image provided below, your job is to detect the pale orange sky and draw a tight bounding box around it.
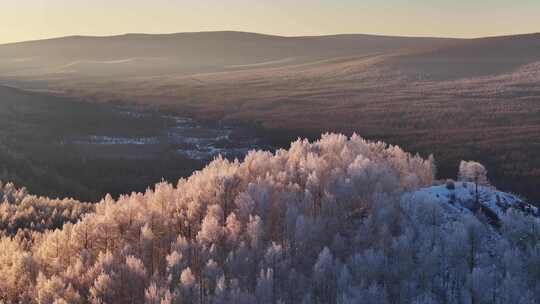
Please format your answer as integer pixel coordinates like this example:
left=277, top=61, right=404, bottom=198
left=2, top=0, right=539, bottom=44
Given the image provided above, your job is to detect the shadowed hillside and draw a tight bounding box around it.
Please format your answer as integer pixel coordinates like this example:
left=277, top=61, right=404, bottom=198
left=394, top=33, right=540, bottom=80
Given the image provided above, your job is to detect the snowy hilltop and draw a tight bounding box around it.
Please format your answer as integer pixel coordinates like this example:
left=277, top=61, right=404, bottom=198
left=411, top=181, right=538, bottom=227
left=1, top=134, right=539, bottom=304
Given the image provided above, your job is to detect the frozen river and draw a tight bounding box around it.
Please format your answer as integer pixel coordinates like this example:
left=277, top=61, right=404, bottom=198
left=70, top=106, right=272, bottom=161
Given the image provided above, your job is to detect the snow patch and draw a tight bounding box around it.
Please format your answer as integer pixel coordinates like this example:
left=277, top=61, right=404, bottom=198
left=411, top=182, right=539, bottom=224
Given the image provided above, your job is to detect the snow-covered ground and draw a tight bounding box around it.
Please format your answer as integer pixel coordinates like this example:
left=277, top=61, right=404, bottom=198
left=410, top=181, right=539, bottom=225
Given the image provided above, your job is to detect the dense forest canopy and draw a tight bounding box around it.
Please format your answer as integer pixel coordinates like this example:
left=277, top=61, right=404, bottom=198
left=1, top=134, right=539, bottom=304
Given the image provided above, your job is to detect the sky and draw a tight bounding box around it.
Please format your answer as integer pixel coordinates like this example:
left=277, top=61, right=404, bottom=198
left=2, top=0, right=539, bottom=44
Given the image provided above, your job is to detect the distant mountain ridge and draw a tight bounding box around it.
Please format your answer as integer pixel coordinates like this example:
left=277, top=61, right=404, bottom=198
left=0, top=30, right=459, bottom=47
left=0, top=31, right=458, bottom=76
left=1, top=31, right=538, bottom=78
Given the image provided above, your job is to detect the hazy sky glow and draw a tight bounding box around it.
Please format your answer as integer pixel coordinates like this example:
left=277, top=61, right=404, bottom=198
left=2, top=0, right=539, bottom=44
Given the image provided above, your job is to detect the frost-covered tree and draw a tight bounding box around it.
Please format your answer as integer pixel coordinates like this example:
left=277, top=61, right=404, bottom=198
left=458, top=160, right=490, bottom=188
left=1, top=134, right=539, bottom=303
left=458, top=160, right=491, bottom=206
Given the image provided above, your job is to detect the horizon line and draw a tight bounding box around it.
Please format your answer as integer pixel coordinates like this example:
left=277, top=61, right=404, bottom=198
left=2, top=30, right=540, bottom=46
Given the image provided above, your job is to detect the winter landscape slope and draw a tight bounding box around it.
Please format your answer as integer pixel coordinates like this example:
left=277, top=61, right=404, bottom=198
left=1, top=134, right=539, bottom=303
left=1, top=31, right=539, bottom=201
left=411, top=182, right=539, bottom=225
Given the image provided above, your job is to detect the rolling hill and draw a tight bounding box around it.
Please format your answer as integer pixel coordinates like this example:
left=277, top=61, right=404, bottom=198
left=0, top=31, right=539, bottom=201
left=0, top=31, right=455, bottom=77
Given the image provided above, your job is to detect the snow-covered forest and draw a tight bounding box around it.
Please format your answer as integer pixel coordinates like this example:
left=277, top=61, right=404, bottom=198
left=1, top=133, right=539, bottom=304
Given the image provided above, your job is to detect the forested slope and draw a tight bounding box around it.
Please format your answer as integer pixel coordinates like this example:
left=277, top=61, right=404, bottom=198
left=1, top=134, right=539, bottom=304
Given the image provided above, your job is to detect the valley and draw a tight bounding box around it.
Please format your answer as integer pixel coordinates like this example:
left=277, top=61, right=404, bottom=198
left=0, top=85, right=273, bottom=201
left=1, top=31, right=540, bottom=202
